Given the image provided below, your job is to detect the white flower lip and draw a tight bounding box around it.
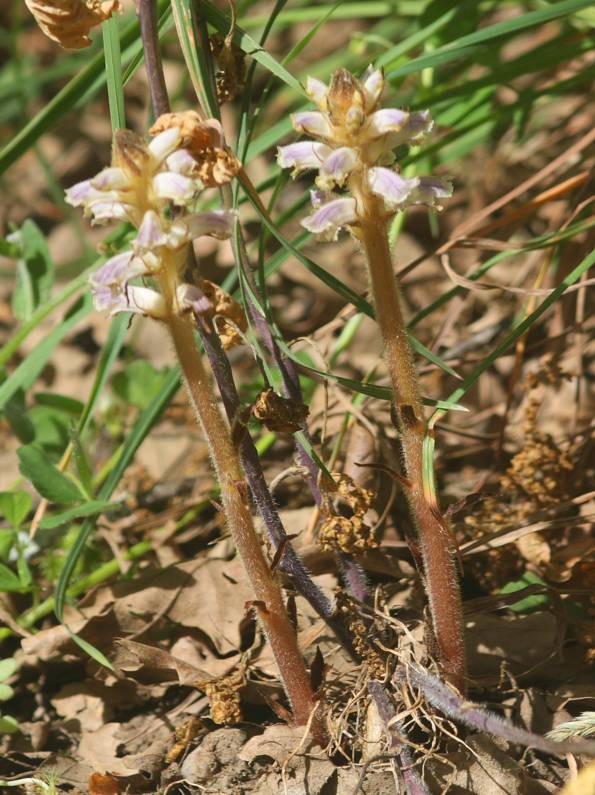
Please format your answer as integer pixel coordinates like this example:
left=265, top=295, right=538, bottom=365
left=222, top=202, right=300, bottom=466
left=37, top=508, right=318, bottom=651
left=184, top=209, right=235, bottom=240
left=276, top=141, right=331, bottom=173
left=166, top=149, right=199, bottom=176
left=317, top=147, right=359, bottom=190
left=361, top=66, right=384, bottom=111
left=302, top=197, right=357, bottom=241
left=90, top=251, right=148, bottom=289
left=367, top=168, right=419, bottom=209
left=305, top=77, right=328, bottom=108
left=367, top=108, right=410, bottom=138
left=152, top=171, right=196, bottom=205
left=148, top=127, right=183, bottom=163
left=291, top=111, right=333, bottom=140
left=85, top=200, right=136, bottom=225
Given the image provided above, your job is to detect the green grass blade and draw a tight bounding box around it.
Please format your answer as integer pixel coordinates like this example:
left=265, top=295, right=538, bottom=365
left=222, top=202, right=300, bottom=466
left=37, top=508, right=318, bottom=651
left=386, top=0, right=594, bottom=79
left=0, top=294, right=92, bottom=412
left=102, top=15, right=126, bottom=131
left=54, top=367, right=180, bottom=621
left=78, top=313, right=129, bottom=434
left=0, top=1, right=171, bottom=175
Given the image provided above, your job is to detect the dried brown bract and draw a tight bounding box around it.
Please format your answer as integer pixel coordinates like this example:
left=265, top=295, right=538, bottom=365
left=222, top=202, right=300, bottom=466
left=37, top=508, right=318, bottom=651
left=210, top=34, right=246, bottom=103
left=252, top=388, right=309, bottom=433
left=337, top=593, right=385, bottom=679
left=165, top=717, right=204, bottom=764
left=150, top=112, right=241, bottom=187
left=25, top=0, right=120, bottom=50
left=196, top=670, right=244, bottom=725
left=199, top=279, right=247, bottom=350
left=332, top=471, right=375, bottom=517
left=318, top=514, right=377, bottom=554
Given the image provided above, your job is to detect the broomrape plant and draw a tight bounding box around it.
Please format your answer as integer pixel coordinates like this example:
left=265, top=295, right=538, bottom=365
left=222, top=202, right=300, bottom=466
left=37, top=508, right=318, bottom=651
left=278, top=67, right=465, bottom=689
left=66, top=113, right=327, bottom=744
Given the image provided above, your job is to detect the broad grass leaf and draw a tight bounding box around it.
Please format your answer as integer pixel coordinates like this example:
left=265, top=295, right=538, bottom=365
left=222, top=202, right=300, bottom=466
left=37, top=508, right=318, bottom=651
left=9, top=220, right=54, bottom=323
left=0, top=562, right=25, bottom=592
left=0, top=491, right=32, bottom=528
left=18, top=445, right=83, bottom=503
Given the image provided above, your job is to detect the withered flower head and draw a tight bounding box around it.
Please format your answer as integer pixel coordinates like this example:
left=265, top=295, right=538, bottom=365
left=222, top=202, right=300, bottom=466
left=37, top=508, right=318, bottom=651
left=252, top=388, right=309, bottom=433
left=193, top=279, right=247, bottom=350
left=210, top=34, right=246, bottom=104
left=25, top=0, right=120, bottom=50
left=318, top=514, right=377, bottom=555
left=150, top=112, right=241, bottom=187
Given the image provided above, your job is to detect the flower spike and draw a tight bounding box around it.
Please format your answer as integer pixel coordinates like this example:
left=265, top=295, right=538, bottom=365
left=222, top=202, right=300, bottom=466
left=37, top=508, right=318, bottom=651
left=278, top=66, right=452, bottom=241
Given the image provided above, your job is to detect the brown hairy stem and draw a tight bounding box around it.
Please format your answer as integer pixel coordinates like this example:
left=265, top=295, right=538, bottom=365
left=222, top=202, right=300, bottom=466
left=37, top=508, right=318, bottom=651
left=136, top=18, right=325, bottom=740
left=352, top=180, right=466, bottom=690
left=165, top=306, right=326, bottom=743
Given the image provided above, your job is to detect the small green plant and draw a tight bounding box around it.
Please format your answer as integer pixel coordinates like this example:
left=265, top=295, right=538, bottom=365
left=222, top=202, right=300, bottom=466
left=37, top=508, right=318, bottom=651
left=0, top=656, right=18, bottom=734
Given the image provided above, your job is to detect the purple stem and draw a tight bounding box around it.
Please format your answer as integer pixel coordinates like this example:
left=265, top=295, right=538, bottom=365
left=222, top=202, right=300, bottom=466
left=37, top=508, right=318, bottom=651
left=246, top=300, right=323, bottom=504
left=194, top=313, right=357, bottom=656
left=367, top=680, right=430, bottom=795
left=242, top=283, right=371, bottom=605
left=397, top=666, right=595, bottom=757
left=138, top=0, right=170, bottom=117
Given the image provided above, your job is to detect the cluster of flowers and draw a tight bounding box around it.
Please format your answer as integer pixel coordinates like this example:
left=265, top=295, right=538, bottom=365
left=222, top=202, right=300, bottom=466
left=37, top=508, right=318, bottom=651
left=66, top=115, right=237, bottom=323
left=277, top=67, right=452, bottom=240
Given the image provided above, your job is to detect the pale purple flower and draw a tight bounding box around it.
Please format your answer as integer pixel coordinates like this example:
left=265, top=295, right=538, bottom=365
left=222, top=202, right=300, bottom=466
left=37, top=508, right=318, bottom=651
left=367, top=168, right=420, bottom=209
left=89, top=251, right=166, bottom=318
left=413, top=176, right=453, bottom=208
left=367, top=108, right=410, bottom=138
left=316, top=147, right=359, bottom=189
left=361, top=66, right=384, bottom=112
left=276, top=142, right=332, bottom=175
left=305, top=77, right=328, bottom=109
left=176, top=283, right=213, bottom=315
left=302, top=196, right=357, bottom=240
left=152, top=172, right=196, bottom=205
left=184, top=209, right=236, bottom=240
left=368, top=168, right=453, bottom=211
left=91, top=167, right=130, bottom=191
left=91, top=251, right=148, bottom=288
left=134, top=211, right=187, bottom=254
left=291, top=111, right=333, bottom=140
left=65, top=179, right=137, bottom=225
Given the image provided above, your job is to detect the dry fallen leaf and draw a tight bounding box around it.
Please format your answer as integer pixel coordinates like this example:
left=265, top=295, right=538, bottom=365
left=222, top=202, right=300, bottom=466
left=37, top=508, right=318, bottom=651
left=24, top=0, right=121, bottom=49
left=89, top=772, right=120, bottom=795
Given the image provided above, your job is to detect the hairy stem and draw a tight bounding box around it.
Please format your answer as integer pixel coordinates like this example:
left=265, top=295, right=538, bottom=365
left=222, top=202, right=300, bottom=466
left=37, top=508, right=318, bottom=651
left=136, top=26, right=325, bottom=736
left=353, top=182, right=465, bottom=690
left=165, top=307, right=325, bottom=742
left=195, top=313, right=358, bottom=657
